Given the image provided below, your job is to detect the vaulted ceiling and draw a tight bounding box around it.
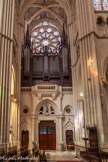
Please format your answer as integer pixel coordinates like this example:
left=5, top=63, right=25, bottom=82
left=19, top=0, right=73, bottom=31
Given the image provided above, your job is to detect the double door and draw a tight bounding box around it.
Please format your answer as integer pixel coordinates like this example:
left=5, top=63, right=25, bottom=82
left=39, top=121, right=56, bottom=150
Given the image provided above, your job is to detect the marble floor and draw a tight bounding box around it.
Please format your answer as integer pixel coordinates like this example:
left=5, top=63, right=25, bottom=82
left=45, top=151, right=81, bottom=162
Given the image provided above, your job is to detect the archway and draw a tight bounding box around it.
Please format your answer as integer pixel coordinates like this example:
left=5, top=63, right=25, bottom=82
left=36, top=100, right=56, bottom=150
left=20, top=0, right=74, bottom=152
left=36, top=99, right=57, bottom=115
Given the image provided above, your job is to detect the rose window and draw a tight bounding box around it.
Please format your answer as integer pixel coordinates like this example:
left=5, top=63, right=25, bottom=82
left=31, top=20, right=61, bottom=54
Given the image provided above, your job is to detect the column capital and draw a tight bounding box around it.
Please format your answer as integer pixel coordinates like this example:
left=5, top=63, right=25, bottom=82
left=57, top=115, right=64, bottom=119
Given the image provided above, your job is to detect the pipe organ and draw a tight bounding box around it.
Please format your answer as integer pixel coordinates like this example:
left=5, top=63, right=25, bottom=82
left=21, top=25, right=72, bottom=87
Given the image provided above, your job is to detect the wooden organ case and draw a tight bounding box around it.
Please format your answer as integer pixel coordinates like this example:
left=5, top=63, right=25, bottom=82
left=21, top=25, right=72, bottom=87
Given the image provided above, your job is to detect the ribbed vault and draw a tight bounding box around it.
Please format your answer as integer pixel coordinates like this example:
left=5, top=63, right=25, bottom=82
left=19, top=0, right=72, bottom=30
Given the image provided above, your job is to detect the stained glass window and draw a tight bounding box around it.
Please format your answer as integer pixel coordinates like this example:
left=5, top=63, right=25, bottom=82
left=103, top=0, right=108, bottom=10
left=94, top=0, right=101, bottom=10
left=31, top=20, right=61, bottom=54
left=94, top=0, right=108, bottom=10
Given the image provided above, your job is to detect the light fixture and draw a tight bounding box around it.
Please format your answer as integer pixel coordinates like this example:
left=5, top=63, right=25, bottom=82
left=80, top=93, right=84, bottom=97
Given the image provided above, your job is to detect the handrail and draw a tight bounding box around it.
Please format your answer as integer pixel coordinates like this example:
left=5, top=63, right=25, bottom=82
left=78, top=149, right=108, bottom=162
left=100, top=151, right=108, bottom=161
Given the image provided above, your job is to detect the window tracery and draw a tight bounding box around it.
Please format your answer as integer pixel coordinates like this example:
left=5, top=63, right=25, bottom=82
left=31, top=20, right=61, bottom=54
left=38, top=104, right=55, bottom=115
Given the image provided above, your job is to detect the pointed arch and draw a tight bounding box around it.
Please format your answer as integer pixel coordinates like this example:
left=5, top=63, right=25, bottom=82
left=35, top=99, right=58, bottom=115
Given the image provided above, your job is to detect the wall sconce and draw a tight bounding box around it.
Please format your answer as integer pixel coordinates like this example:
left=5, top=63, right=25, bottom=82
left=80, top=93, right=84, bottom=97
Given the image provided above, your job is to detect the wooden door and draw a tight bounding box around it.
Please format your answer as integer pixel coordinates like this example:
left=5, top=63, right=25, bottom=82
left=39, top=121, right=56, bottom=150
left=22, top=130, right=29, bottom=147
left=66, top=130, right=74, bottom=150
left=48, top=127, right=56, bottom=150
left=39, top=127, right=47, bottom=150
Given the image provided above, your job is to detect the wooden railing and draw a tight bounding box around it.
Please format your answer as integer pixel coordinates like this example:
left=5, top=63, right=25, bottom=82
left=75, top=145, right=86, bottom=157
left=100, top=151, right=108, bottom=162
left=62, top=87, right=73, bottom=92
left=38, top=85, right=56, bottom=90
left=90, top=155, right=101, bottom=162
left=81, top=153, right=108, bottom=162
left=75, top=145, right=108, bottom=162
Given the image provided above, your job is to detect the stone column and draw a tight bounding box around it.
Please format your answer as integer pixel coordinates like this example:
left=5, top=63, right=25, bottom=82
left=57, top=115, right=63, bottom=151
left=60, top=92, right=63, bottom=112
left=0, top=0, right=15, bottom=151
left=16, top=21, right=24, bottom=150
left=75, top=0, right=104, bottom=146
left=31, top=116, right=36, bottom=143
left=34, top=117, right=38, bottom=145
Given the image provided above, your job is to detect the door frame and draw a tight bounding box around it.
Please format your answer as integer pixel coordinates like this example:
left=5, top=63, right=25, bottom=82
left=39, top=121, right=56, bottom=150
left=21, top=130, right=29, bottom=147
left=66, top=130, right=74, bottom=150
